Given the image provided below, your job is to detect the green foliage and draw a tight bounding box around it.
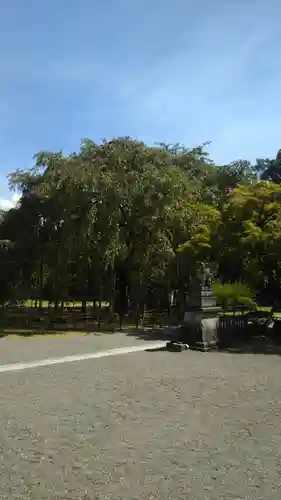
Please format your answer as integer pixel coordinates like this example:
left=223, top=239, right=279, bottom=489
left=177, top=204, right=220, bottom=261
left=212, top=282, right=257, bottom=311
left=218, top=181, right=281, bottom=293
left=255, top=150, right=281, bottom=183
left=2, top=138, right=281, bottom=316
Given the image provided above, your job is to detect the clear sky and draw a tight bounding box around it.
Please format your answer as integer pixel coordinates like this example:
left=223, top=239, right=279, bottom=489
left=1, top=0, right=281, bottom=207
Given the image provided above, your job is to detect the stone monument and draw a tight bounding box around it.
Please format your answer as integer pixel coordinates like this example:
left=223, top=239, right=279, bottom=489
left=181, top=262, right=221, bottom=351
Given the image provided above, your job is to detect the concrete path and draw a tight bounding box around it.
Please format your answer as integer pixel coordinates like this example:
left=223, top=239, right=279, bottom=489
left=0, top=330, right=166, bottom=366
left=0, top=341, right=166, bottom=373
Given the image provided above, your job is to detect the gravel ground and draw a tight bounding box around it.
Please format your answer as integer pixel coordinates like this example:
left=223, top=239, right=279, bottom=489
left=0, top=341, right=281, bottom=499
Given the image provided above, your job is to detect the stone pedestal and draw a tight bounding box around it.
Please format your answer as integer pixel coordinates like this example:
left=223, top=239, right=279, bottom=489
left=182, top=305, right=221, bottom=351
left=181, top=264, right=221, bottom=351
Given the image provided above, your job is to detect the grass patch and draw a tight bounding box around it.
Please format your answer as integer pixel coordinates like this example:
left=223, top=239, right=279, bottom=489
left=0, top=315, right=139, bottom=339
left=222, top=307, right=281, bottom=317
left=258, top=306, right=281, bottom=317
left=1, top=328, right=99, bottom=339
left=23, top=300, right=109, bottom=309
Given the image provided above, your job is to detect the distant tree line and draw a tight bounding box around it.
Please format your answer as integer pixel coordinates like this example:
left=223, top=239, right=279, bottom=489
left=1, top=137, right=281, bottom=317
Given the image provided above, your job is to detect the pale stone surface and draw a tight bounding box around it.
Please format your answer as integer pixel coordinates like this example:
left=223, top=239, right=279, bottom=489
left=0, top=340, right=280, bottom=499
left=183, top=308, right=221, bottom=350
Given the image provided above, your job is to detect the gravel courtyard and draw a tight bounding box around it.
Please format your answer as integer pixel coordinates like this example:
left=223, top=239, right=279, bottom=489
left=0, top=334, right=281, bottom=499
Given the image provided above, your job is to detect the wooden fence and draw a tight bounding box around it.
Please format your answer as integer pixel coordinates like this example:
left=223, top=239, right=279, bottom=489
left=218, top=310, right=275, bottom=346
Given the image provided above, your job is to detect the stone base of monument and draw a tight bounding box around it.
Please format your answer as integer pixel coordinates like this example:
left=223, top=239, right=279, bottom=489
left=181, top=262, right=222, bottom=351
left=181, top=306, right=221, bottom=351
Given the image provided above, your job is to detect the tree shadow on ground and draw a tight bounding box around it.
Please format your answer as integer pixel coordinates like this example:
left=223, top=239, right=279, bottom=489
left=145, top=346, right=168, bottom=352
left=0, top=322, right=180, bottom=341
left=0, top=329, right=67, bottom=338
left=217, top=337, right=281, bottom=355
left=125, top=325, right=180, bottom=342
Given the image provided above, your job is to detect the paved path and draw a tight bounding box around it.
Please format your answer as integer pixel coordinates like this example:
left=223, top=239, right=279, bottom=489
left=0, top=342, right=166, bottom=373
left=0, top=331, right=165, bottom=366
left=0, top=334, right=281, bottom=499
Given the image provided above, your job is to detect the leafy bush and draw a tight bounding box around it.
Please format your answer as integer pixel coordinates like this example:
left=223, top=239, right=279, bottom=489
left=212, top=282, right=257, bottom=311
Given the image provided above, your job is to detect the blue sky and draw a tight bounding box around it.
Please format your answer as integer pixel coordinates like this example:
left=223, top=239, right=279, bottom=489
left=1, top=0, right=281, bottom=206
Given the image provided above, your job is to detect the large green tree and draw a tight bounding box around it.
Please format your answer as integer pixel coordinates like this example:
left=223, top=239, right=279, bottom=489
left=254, top=150, right=281, bottom=183
left=1, top=136, right=280, bottom=318
left=218, top=181, right=281, bottom=299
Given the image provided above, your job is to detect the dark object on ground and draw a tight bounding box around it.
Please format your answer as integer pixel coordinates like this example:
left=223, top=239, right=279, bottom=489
left=246, top=310, right=273, bottom=334
left=166, top=341, right=189, bottom=352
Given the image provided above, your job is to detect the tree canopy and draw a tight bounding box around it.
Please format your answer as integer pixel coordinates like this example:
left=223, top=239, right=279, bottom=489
left=1, top=137, right=280, bottom=317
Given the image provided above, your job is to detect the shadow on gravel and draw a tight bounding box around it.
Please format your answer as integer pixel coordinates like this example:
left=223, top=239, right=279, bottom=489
left=217, top=338, right=281, bottom=355
left=125, top=325, right=180, bottom=342
left=0, top=330, right=35, bottom=338
left=144, top=342, right=281, bottom=355
left=145, top=346, right=167, bottom=352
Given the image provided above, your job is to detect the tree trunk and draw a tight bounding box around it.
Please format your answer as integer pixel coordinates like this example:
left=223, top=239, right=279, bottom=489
left=97, top=284, right=102, bottom=330
left=135, top=301, right=140, bottom=329
left=54, top=299, right=59, bottom=314
left=119, top=312, right=124, bottom=330
left=109, top=267, right=116, bottom=317
left=167, top=291, right=171, bottom=317
left=38, top=251, right=44, bottom=311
